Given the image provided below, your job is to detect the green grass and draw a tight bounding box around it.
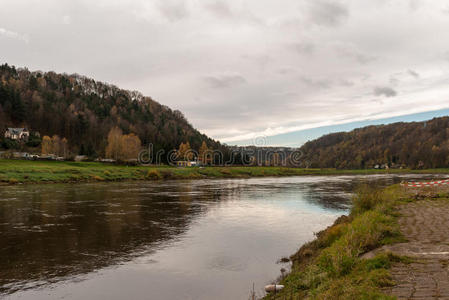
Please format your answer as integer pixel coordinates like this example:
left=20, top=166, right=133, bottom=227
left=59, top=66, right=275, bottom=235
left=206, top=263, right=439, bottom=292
left=264, top=184, right=414, bottom=300
left=0, top=159, right=433, bottom=184
left=2, top=159, right=449, bottom=185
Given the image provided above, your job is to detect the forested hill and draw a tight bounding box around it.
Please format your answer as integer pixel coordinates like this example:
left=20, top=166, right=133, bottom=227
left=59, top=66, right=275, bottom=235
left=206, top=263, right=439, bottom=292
left=0, top=63, right=224, bottom=159
left=299, top=117, right=449, bottom=169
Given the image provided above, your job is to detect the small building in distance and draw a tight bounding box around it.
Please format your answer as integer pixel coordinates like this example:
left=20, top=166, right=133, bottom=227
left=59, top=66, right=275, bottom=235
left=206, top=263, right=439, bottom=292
left=4, top=128, right=30, bottom=141
left=74, top=155, right=88, bottom=162
left=176, top=161, right=199, bottom=167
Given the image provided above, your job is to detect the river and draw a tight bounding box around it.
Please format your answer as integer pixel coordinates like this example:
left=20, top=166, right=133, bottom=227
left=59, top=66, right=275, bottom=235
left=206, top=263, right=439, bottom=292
left=0, top=174, right=443, bottom=299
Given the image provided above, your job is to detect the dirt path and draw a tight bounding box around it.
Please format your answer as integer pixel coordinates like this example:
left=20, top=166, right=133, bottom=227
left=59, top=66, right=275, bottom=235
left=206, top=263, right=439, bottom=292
left=374, top=200, right=449, bottom=299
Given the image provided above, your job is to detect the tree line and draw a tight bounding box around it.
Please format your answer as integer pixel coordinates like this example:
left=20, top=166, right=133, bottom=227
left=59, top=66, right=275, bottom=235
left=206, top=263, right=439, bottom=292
left=4, top=63, right=447, bottom=168
left=299, top=117, right=449, bottom=169
left=0, top=63, right=227, bottom=162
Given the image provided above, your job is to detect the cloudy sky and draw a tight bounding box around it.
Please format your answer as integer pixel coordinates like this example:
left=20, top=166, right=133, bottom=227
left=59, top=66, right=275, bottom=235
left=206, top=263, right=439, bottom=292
left=2, top=0, right=449, bottom=146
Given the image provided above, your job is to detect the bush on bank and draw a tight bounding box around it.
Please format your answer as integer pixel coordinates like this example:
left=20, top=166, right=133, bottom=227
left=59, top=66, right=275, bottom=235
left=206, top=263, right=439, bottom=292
left=265, top=185, right=408, bottom=300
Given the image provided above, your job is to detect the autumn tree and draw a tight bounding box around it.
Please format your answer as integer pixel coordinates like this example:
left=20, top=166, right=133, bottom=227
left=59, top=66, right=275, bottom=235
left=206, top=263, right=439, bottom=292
left=52, top=135, right=61, bottom=156
left=122, top=133, right=142, bottom=160
left=198, top=141, right=211, bottom=165
left=105, top=127, right=142, bottom=161
left=177, top=142, right=193, bottom=161
left=40, top=135, right=69, bottom=156
left=177, top=142, right=186, bottom=160
left=41, top=136, right=52, bottom=155
left=105, top=127, right=123, bottom=161
left=61, top=138, right=68, bottom=158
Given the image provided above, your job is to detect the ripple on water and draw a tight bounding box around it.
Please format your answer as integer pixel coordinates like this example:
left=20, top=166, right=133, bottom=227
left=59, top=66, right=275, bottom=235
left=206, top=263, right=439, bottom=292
left=0, top=174, right=438, bottom=300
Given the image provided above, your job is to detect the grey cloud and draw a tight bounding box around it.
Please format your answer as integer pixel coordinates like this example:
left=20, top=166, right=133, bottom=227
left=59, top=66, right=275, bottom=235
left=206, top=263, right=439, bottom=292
left=289, top=42, right=315, bottom=55
left=352, top=53, right=377, bottom=64
left=271, top=91, right=298, bottom=98
left=275, top=16, right=303, bottom=30
left=157, top=0, right=189, bottom=22
left=278, top=67, right=297, bottom=75
left=443, top=51, right=449, bottom=61
left=373, top=86, right=397, bottom=97
left=305, top=0, right=349, bottom=27
left=203, top=73, right=247, bottom=89
left=407, top=69, right=420, bottom=78
left=203, top=1, right=233, bottom=18
left=335, top=43, right=377, bottom=64
left=338, top=79, right=354, bottom=87
left=389, top=76, right=400, bottom=86
left=300, top=76, right=332, bottom=89
left=389, top=70, right=419, bottom=85
left=409, top=0, right=422, bottom=11
left=241, top=54, right=273, bottom=69
left=203, top=1, right=264, bottom=25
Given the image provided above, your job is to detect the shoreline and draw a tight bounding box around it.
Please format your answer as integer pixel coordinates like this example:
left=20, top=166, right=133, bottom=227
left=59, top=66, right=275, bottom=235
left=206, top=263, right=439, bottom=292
left=1, top=159, right=449, bottom=186
left=262, top=184, right=405, bottom=299
left=263, top=184, right=448, bottom=299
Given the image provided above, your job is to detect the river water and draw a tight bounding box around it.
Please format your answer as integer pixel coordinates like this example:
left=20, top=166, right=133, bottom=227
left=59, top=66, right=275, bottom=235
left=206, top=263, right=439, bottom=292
left=0, top=174, right=443, bottom=299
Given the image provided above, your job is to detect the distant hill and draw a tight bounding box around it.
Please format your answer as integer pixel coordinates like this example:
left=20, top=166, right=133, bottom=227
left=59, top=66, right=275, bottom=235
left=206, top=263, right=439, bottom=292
left=0, top=64, right=225, bottom=160
left=299, top=117, right=449, bottom=169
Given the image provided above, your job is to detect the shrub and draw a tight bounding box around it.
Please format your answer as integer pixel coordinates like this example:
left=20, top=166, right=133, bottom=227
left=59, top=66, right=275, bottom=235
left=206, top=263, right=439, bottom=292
left=351, top=184, right=384, bottom=216
left=220, top=168, right=231, bottom=175
left=69, top=174, right=80, bottom=181
left=316, top=222, right=348, bottom=248
left=92, top=175, right=104, bottom=181
left=146, top=169, right=162, bottom=180
left=2, top=139, right=19, bottom=150
left=8, top=178, right=19, bottom=184
left=26, top=136, right=42, bottom=147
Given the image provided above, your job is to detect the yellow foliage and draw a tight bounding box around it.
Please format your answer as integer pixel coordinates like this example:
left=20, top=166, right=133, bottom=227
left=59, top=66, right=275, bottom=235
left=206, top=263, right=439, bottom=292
left=146, top=169, right=162, bottom=180
left=41, top=135, right=69, bottom=157
left=198, top=141, right=212, bottom=164
left=41, top=136, right=52, bottom=155
left=105, top=127, right=142, bottom=161
left=177, top=142, right=193, bottom=160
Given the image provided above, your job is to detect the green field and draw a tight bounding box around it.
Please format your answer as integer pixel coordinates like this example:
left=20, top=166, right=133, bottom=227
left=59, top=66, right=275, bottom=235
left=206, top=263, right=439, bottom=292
left=0, top=159, right=448, bottom=185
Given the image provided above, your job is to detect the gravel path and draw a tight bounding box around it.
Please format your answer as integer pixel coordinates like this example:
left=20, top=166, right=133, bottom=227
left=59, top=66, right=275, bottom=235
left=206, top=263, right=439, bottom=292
left=377, top=199, right=449, bottom=299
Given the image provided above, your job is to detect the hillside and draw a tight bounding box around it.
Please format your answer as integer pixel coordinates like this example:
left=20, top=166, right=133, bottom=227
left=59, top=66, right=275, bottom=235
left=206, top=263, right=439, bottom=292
left=299, top=117, right=449, bottom=169
left=0, top=64, right=225, bottom=161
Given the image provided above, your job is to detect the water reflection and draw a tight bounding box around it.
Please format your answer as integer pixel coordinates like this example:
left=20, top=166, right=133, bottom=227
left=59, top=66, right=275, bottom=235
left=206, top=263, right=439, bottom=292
left=0, top=182, right=215, bottom=293
left=0, top=174, right=446, bottom=299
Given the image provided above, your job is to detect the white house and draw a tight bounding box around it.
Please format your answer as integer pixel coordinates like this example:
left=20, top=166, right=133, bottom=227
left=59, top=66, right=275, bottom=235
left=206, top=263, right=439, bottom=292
left=176, top=161, right=199, bottom=167
left=74, top=155, right=88, bottom=162
left=4, top=128, right=30, bottom=141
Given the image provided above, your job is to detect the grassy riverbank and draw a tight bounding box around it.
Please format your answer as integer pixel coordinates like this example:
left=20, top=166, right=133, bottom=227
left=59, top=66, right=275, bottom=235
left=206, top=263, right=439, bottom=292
left=263, top=185, right=418, bottom=299
left=1, top=159, right=449, bottom=185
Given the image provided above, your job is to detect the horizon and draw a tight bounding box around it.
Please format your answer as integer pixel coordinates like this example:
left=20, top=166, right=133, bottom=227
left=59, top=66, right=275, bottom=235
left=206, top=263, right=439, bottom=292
left=2, top=0, right=449, bottom=145
left=228, top=108, right=449, bottom=147
left=3, top=62, right=449, bottom=149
